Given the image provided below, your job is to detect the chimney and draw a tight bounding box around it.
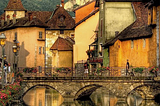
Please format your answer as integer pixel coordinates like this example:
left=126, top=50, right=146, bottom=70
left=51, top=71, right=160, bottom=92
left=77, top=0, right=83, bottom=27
left=56, top=5, right=60, bottom=8
left=1, top=17, right=4, bottom=27
left=61, top=0, right=64, bottom=7
left=28, top=13, right=33, bottom=21
left=115, top=31, right=119, bottom=36
left=7, top=15, right=10, bottom=25
left=13, top=14, right=16, bottom=24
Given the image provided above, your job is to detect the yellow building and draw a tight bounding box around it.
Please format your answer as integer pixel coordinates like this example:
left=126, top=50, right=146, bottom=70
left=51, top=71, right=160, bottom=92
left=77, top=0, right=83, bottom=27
left=103, top=2, right=154, bottom=68
left=73, top=1, right=99, bottom=64
left=0, top=17, right=47, bottom=68
left=0, top=0, right=47, bottom=69
left=50, top=37, right=74, bottom=68
left=4, top=0, right=26, bottom=21
left=46, top=3, right=75, bottom=68
left=0, top=0, right=75, bottom=70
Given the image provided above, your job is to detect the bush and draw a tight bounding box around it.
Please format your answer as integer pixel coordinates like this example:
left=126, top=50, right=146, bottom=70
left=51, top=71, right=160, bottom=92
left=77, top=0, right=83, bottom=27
left=56, top=67, right=71, bottom=73
left=133, top=67, right=144, bottom=74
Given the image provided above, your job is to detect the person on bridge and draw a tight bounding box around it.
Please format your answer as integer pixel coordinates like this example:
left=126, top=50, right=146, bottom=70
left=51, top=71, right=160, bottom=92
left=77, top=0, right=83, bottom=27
left=84, top=63, right=89, bottom=77
left=126, top=59, right=129, bottom=76
left=7, top=63, right=12, bottom=83
left=4, top=64, right=7, bottom=84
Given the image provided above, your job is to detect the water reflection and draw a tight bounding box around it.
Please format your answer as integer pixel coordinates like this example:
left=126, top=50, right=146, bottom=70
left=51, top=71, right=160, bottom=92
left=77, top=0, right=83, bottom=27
left=23, top=87, right=160, bottom=106
left=23, top=86, right=64, bottom=106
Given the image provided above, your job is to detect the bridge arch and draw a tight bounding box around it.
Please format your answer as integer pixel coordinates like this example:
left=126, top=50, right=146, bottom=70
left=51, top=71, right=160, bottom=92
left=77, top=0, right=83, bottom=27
left=128, top=84, right=160, bottom=99
left=22, top=84, right=62, bottom=98
left=74, top=84, right=102, bottom=100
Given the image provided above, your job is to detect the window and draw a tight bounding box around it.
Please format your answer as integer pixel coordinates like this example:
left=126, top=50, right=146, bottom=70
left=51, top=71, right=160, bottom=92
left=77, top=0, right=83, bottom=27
left=143, top=39, right=146, bottom=48
left=60, top=16, right=64, bottom=22
left=131, top=40, right=134, bottom=49
left=43, top=47, right=45, bottom=54
left=71, top=34, right=74, bottom=37
left=38, top=66, right=42, bottom=73
left=39, top=47, right=41, bottom=54
left=15, top=32, right=17, bottom=40
left=100, top=19, right=103, bottom=37
left=39, top=32, right=42, bottom=39
left=60, top=30, right=64, bottom=34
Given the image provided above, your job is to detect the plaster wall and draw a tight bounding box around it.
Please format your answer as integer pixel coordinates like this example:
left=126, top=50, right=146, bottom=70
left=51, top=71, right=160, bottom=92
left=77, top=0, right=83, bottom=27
left=74, top=11, right=99, bottom=63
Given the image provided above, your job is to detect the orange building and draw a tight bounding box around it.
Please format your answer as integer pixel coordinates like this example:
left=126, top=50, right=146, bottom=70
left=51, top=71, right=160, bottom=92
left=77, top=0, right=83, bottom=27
left=103, top=2, right=155, bottom=68
left=73, top=0, right=99, bottom=24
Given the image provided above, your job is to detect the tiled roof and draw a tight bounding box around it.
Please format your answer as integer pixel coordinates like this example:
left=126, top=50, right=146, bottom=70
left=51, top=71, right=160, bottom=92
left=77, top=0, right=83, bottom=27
left=75, top=9, right=99, bottom=27
left=50, top=37, right=73, bottom=51
left=4, top=0, right=26, bottom=11
left=103, top=2, right=152, bottom=47
left=0, top=16, right=48, bottom=31
left=26, top=11, right=53, bottom=23
left=47, top=7, right=75, bottom=29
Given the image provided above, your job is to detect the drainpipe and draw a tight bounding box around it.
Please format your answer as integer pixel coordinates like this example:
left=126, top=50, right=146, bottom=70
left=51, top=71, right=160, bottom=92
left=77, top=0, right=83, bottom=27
left=156, top=11, right=159, bottom=67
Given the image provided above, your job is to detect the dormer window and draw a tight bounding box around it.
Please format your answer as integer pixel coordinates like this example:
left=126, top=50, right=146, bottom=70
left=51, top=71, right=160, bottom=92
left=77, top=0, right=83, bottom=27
left=58, top=15, right=66, bottom=28
left=13, top=0, right=17, bottom=3
left=60, top=16, right=64, bottom=22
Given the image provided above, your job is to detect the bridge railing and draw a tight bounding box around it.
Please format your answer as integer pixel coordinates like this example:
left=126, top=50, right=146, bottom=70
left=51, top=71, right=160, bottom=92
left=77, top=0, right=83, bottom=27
left=18, top=66, right=158, bottom=77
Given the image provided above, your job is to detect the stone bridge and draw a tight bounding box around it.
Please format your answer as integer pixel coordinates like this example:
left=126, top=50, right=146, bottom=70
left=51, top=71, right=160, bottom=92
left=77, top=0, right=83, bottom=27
left=21, top=76, right=160, bottom=103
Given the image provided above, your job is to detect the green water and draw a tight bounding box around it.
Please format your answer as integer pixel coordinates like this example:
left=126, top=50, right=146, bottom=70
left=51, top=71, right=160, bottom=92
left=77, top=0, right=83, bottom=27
left=22, top=87, right=160, bottom=106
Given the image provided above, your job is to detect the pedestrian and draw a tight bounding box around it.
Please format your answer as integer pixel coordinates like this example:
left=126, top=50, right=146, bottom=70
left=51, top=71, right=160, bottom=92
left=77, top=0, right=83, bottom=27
left=126, top=59, right=129, bottom=76
left=7, top=63, right=12, bottom=83
left=84, top=63, right=89, bottom=77
left=4, top=64, right=7, bottom=84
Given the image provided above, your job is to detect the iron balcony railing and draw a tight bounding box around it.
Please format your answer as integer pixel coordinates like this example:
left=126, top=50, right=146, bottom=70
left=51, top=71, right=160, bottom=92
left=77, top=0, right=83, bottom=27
left=16, top=67, right=159, bottom=78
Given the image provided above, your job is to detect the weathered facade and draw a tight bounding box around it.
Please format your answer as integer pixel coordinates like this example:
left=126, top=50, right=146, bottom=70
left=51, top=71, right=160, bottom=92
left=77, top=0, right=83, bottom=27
left=103, top=1, right=159, bottom=68
left=95, top=0, right=136, bottom=67
left=46, top=3, right=75, bottom=68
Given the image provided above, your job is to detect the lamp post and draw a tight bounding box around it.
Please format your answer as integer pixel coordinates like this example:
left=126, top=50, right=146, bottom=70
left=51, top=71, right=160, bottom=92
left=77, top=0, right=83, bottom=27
left=0, top=33, right=6, bottom=89
left=12, top=40, right=20, bottom=80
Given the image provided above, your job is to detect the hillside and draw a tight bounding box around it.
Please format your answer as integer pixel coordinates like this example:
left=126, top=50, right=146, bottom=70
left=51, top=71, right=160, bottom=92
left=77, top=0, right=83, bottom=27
left=0, top=0, right=93, bottom=16
left=0, top=0, right=68, bottom=15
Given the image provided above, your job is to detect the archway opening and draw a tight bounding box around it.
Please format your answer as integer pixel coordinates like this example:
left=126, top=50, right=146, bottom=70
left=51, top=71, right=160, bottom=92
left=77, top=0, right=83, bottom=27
left=23, top=85, right=64, bottom=106
left=154, top=93, right=160, bottom=105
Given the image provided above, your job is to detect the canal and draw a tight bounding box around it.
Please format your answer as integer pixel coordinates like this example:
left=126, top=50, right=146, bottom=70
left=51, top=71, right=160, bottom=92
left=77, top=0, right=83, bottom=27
left=22, top=86, right=160, bottom=106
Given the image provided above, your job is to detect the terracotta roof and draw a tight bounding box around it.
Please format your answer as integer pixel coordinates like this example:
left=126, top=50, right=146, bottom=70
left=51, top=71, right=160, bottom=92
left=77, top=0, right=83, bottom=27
left=103, top=2, right=152, bottom=47
left=26, top=11, right=53, bottom=23
left=0, top=16, right=48, bottom=31
left=75, top=9, right=99, bottom=27
left=47, top=7, right=75, bottom=30
left=50, top=37, right=73, bottom=51
left=4, top=0, right=26, bottom=11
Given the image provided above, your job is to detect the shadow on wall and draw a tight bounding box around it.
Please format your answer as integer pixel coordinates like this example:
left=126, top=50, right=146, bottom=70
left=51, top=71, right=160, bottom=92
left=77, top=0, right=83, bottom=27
left=17, top=41, right=29, bottom=67
left=0, top=41, right=29, bottom=67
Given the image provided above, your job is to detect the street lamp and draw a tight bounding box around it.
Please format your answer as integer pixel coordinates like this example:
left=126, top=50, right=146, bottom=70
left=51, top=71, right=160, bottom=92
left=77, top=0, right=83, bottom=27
left=12, top=40, right=20, bottom=80
left=0, top=33, right=6, bottom=89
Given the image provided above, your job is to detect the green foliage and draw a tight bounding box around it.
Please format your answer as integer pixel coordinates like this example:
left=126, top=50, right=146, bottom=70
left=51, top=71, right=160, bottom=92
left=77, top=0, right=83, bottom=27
left=133, top=67, right=144, bottom=74
left=96, top=67, right=109, bottom=74
left=23, top=67, right=38, bottom=73
left=56, top=67, right=71, bottom=73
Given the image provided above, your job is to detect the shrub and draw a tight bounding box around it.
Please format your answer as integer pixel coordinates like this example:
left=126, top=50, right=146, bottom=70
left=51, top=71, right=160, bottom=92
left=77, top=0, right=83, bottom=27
left=133, top=67, right=144, bottom=74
